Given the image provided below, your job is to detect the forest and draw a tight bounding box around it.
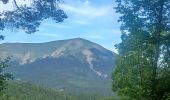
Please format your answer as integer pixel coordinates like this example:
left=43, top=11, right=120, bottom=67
left=4, top=82, right=115, bottom=100
left=0, top=0, right=170, bottom=100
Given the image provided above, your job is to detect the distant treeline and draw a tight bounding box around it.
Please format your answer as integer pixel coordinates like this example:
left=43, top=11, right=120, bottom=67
left=4, top=82, right=116, bottom=100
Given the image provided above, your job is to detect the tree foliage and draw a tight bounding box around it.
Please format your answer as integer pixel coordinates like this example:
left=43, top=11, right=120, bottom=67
left=0, top=57, right=12, bottom=100
left=112, top=0, right=170, bottom=100
left=0, top=0, right=67, bottom=99
left=0, top=0, right=67, bottom=39
left=5, top=82, right=105, bottom=100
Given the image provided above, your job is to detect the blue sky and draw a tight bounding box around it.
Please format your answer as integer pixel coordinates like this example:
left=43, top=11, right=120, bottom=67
left=0, top=0, right=121, bottom=52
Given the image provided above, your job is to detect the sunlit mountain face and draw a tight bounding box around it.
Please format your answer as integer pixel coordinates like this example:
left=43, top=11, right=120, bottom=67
left=2, top=38, right=115, bottom=95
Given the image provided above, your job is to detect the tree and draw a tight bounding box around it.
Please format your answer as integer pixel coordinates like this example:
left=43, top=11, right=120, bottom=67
left=0, top=0, right=67, bottom=99
left=0, top=57, right=12, bottom=100
left=112, top=0, right=170, bottom=100
left=0, top=0, right=67, bottom=39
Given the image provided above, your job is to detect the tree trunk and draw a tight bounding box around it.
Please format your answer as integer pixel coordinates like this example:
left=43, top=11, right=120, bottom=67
left=151, top=0, right=164, bottom=99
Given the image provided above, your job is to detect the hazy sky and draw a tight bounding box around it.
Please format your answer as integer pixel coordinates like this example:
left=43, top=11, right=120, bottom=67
left=0, top=0, right=121, bottom=52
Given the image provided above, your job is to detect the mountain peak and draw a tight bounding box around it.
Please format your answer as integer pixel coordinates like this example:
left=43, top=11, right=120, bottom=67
left=48, top=38, right=92, bottom=44
left=69, top=37, right=86, bottom=40
left=2, top=38, right=115, bottom=95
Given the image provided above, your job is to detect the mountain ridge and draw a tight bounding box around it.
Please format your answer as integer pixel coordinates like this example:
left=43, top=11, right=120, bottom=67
left=1, top=38, right=115, bottom=95
left=0, top=38, right=115, bottom=54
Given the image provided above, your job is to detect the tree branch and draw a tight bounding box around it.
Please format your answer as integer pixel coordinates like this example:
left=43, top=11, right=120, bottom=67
left=13, top=0, right=21, bottom=10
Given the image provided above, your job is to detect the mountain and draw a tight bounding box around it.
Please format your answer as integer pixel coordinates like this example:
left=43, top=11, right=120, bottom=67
left=1, top=38, right=116, bottom=95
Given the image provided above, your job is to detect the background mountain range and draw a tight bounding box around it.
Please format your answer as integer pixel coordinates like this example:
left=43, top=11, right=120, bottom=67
left=1, top=38, right=116, bottom=95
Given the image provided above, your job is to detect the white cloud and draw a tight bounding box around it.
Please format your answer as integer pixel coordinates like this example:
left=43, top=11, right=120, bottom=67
left=36, top=33, right=61, bottom=38
left=60, top=1, right=113, bottom=19
left=0, top=0, right=32, bottom=11
left=74, top=20, right=89, bottom=25
left=83, top=0, right=89, bottom=6
left=112, top=30, right=121, bottom=34
left=59, top=0, right=120, bottom=26
left=42, top=23, right=71, bottom=29
left=82, top=32, right=105, bottom=40
left=0, top=0, right=13, bottom=11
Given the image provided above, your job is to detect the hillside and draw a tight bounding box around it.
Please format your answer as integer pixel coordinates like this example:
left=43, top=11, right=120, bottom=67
left=1, top=38, right=116, bottom=95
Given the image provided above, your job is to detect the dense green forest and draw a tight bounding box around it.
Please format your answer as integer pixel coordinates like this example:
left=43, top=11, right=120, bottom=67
left=4, top=82, right=116, bottom=100
left=112, top=0, right=170, bottom=100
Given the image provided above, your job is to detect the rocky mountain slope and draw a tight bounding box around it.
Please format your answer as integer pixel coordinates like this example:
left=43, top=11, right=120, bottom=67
left=1, top=38, right=116, bottom=95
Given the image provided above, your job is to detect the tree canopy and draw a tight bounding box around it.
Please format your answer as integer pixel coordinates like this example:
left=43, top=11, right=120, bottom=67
left=0, top=0, right=67, bottom=39
left=0, top=0, right=67, bottom=98
left=112, top=0, right=170, bottom=100
left=0, top=57, right=12, bottom=100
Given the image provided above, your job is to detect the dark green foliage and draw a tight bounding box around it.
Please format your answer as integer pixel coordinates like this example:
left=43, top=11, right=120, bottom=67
left=5, top=82, right=108, bottom=100
left=112, top=0, right=170, bottom=100
left=0, top=57, right=12, bottom=100
left=0, top=0, right=67, bottom=98
left=0, top=0, right=67, bottom=36
left=6, top=82, right=77, bottom=100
